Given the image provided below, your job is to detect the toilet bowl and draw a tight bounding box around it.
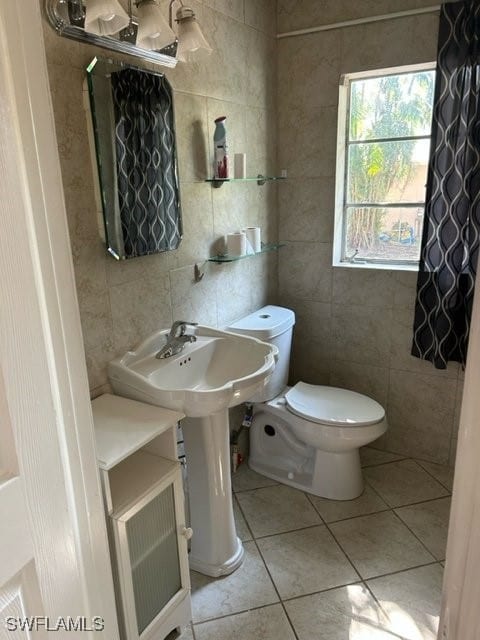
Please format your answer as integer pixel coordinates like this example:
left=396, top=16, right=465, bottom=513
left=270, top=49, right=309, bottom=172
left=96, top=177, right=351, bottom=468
left=228, top=306, right=388, bottom=500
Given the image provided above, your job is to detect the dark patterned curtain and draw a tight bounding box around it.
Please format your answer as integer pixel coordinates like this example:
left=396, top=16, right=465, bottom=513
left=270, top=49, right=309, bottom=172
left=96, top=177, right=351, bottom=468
left=412, top=0, right=480, bottom=369
left=111, top=68, right=182, bottom=258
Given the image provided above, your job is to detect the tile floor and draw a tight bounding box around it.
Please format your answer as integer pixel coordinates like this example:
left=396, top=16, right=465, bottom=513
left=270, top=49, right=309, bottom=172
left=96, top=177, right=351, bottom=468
left=180, top=447, right=454, bottom=640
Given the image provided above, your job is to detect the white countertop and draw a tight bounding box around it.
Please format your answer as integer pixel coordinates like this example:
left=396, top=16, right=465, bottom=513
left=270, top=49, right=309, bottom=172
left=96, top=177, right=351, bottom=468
left=91, top=393, right=185, bottom=470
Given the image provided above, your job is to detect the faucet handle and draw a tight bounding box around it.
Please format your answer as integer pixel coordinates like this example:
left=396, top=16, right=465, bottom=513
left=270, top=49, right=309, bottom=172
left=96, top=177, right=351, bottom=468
left=170, top=320, right=198, bottom=337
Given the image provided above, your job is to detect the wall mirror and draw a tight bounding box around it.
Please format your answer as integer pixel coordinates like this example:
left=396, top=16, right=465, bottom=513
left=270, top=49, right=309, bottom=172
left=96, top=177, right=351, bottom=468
left=87, top=57, right=182, bottom=259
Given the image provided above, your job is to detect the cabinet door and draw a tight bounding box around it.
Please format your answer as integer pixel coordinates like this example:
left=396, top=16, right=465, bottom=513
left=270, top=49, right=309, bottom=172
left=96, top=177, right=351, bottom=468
left=113, top=469, right=190, bottom=639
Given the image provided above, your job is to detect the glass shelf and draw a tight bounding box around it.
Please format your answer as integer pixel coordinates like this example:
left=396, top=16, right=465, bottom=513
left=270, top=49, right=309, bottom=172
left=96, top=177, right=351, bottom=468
left=205, top=174, right=286, bottom=187
left=208, top=243, right=286, bottom=263
left=194, top=243, right=285, bottom=281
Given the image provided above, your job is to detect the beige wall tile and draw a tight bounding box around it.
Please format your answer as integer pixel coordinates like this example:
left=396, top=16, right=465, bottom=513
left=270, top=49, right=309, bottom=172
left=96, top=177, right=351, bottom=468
left=330, top=360, right=389, bottom=406
left=393, top=271, right=418, bottom=309
left=332, top=268, right=395, bottom=308
left=279, top=178, right=335, bottom=244
left=278, top=105, right=337, bottom=178
left=278, top=30, right=341, bottom=110
left=169, top=183, right=214, bottom=270
left=332, top=304, right=393, bottom=367
left=340, top=14, right=438, bottom=75
left=245, top=0, right=277, bottom=35
left=170, top=265, right=218, bottom=327
left=109, top=273, right=172, bottom=351
left=246, top=29, right=277, bottom=111
left=245, top=107, right=277, bottom=176
left=202, top=0, right=245, bottom=23
left=279, top=242, right=332, bottom=302
left=105, top=252, right=171, bottom=288
left=277, top=0, right=438, bottom=33
left=385, top=370, right=457, bottom=463
left=174, top=92, right=210, bottom=183
left=285, top=298, right=334, bottom=384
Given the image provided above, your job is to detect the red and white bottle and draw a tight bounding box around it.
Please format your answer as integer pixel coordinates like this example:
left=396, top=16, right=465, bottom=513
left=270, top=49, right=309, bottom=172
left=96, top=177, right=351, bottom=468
left=213, top=116, right=229, bottom=179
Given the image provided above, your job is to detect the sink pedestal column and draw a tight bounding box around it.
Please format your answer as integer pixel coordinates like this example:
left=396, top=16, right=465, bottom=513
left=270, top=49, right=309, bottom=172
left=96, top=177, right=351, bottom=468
left=181, top=409, right=244, bottom=577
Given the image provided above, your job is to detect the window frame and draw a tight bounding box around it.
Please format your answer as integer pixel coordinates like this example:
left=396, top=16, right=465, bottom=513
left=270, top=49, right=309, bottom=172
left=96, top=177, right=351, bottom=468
left=333, top=62, right=437, bottom=271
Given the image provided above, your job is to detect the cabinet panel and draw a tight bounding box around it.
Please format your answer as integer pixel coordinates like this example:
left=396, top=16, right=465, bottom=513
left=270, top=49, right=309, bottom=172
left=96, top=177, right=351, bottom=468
left=126, top=486, right=181, bottom=634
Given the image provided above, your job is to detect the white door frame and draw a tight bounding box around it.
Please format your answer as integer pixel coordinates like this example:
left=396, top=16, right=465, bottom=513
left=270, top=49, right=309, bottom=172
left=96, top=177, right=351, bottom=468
left=439, top=264, right=480, bottom=638
left=0, top=0, right=118, bottom=634
left=4, top=0, right=480, bottom=638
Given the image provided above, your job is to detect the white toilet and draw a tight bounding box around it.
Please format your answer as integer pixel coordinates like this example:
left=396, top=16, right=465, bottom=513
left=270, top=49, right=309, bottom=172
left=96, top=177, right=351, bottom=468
left=228, top=305, right=388, bottom=500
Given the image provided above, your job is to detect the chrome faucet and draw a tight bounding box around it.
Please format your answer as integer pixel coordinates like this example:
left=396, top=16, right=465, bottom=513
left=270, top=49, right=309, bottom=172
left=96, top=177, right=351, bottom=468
left=156, top=321, right=198, bottom=359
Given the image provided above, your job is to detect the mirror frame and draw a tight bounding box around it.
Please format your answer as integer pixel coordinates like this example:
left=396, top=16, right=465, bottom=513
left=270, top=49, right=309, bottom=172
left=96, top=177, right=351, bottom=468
left=87, top=56, right=183, bottom=260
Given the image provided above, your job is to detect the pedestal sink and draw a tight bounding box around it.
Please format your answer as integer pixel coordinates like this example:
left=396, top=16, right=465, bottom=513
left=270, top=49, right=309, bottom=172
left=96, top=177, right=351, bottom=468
left=108, top=325, right=278, bottom=577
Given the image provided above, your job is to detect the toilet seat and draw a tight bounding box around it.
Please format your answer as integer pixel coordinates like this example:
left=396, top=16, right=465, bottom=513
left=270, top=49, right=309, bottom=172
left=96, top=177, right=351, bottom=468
left=285, top=382, right=385, bottom=427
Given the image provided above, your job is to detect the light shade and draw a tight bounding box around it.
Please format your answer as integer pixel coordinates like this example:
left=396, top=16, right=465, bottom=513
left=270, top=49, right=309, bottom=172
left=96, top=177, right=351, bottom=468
left=175, top=6, right=212, bottom=63
left=136, top=0, right=176, bottom=51
left=84, top=0, right=130, bottom=35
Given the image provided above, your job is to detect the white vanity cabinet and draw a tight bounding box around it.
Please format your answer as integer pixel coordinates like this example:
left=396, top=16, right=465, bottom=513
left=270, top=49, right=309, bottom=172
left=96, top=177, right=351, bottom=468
left=91, top=394, right=191, bottom=640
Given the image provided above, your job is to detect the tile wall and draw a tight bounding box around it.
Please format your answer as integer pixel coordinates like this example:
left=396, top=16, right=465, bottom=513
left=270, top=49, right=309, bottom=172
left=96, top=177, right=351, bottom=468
left=277, top=0, right=462, bottom=464
left=41, top=0, right=464, bottom=465
left=41, top=0, right=278, bottom=398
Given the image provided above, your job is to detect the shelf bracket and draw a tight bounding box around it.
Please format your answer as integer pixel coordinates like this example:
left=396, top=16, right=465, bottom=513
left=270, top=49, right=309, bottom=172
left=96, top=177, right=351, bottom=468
left=257, top=174, right=266, bottom=186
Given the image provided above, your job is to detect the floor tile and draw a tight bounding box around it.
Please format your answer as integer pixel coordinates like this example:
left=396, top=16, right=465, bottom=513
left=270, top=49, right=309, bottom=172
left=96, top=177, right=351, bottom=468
left=190, top=541, right=278, bottom=623
left=236, top=485, right=322, bottom=538
left=416, top=459, right=455, bottom=491
left=233, top=495, right=252, bottom=541
left=395, top=497, right=451, bottom=560
left=257, top=525, right=358, bottom=599
left=363, top=460, right=449, bottom=507
left=367, top=564, right=443, bottom=640
left=329, top=511, right=435, bottom=579
left=194, top=604, right=296, bottom=640
left=232, top=465, right=278, bottom=493
left=285, top=584, right=398, bottom=640
left=309, top=484, right=389, bottom=523
left=360, top=447, right=406, bottom=467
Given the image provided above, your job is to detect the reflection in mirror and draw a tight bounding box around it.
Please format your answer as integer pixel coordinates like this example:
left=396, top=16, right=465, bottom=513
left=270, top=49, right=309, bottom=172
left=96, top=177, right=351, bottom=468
left=87, top=57, right=182, bottom=259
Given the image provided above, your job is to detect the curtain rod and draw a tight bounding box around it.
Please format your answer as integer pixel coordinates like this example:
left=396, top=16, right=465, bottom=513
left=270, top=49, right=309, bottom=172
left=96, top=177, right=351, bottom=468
left=276, top=5, right=441, bottom=39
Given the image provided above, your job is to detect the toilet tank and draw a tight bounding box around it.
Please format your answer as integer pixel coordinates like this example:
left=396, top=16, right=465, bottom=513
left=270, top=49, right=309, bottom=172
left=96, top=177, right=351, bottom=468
left=227, top=305, right=295, bottom=402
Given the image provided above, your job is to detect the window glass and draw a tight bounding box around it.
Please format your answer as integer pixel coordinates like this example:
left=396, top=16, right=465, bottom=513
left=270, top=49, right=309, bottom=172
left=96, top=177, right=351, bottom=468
left=335, top=66, right=435, bottom=268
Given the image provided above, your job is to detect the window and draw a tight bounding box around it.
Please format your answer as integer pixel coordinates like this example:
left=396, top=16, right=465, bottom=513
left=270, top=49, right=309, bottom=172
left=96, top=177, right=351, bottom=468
left=333, top=64, right=436, bottom=269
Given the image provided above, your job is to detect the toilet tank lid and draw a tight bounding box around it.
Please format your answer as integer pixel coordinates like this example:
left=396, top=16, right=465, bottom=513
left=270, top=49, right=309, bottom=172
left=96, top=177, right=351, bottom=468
left=227, top=305, right=295, bottom=340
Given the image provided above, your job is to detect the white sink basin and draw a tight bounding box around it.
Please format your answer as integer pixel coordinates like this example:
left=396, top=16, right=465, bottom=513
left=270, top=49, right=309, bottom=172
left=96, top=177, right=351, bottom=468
left=109, top=323, right=278, bottom=579
left=108, top=325, right=278, bottom=417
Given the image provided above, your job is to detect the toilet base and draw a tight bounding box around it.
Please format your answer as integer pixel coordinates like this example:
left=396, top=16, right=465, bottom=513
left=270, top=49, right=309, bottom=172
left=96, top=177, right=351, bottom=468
left=249, top=447, right=364, bottom=501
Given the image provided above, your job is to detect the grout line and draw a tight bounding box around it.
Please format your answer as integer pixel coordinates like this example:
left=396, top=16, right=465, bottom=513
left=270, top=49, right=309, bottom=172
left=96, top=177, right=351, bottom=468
left=415, top=458, right=454, bottom=492
left=390, top=508, right=441, bottom=561
left=232, top=481, right=279, bottom=494
left=280, top=579, right=363, bottom=604
left=305, top=492, right=363, bottom=583
left=192, top=601, right=290, bottom=628
left=364, top=559, right=440, bottom=584
left=361, top=582, right=410, bottom=640
left=232, top=493, right=255, bottom=542
left=251, top=537, right=300, bottom=640
left=252, top=522, right=326, bottom=540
